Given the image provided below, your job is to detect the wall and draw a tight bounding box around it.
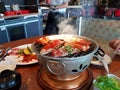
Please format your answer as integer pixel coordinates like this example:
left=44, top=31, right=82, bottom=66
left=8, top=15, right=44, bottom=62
left=80, top=18, right=120, bottom=53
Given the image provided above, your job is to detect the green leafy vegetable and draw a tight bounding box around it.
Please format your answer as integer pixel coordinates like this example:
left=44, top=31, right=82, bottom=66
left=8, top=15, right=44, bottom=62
left=27, top=46, right=33, bottom=54
left=17, top=49, right=24, bottom=55
left=94, top=75, right=120, bottom=90
left=65, top=45, right=73, bottom=54
left=17, top=46, right=33, bottom=55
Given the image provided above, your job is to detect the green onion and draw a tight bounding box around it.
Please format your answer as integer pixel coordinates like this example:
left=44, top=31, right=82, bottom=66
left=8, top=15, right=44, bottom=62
left=65, top=45, right=73, bottom=54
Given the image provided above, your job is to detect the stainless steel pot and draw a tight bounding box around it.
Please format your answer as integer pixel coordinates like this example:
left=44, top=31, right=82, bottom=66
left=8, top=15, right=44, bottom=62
left=32, top=34, right=105, bottom=80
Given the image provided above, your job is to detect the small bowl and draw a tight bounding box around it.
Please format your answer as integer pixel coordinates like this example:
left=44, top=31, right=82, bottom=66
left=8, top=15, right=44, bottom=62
left=93, top=74, right=120, bottom=90
left=0, top=70, right=21, bottom=90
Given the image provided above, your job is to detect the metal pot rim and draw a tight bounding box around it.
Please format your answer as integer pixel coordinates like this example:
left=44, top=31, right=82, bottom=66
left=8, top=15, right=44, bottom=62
left=32, top=34, right=99, bottom=61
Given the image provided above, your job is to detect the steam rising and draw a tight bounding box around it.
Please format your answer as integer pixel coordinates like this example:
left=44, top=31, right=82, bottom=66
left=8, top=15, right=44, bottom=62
left=58, top=18, right=78, bottom=35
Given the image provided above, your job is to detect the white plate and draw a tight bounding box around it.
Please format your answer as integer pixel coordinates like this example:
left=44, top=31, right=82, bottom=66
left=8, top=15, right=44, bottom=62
left=91, top=54, right=112, bottom=65
left=5, top=44, right=38, bottom=65
left=93, top=74, right=120, bottom=90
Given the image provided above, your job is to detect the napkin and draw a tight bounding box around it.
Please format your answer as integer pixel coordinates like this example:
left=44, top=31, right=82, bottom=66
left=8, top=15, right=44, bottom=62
left=0, top=59, right=16, bottom=73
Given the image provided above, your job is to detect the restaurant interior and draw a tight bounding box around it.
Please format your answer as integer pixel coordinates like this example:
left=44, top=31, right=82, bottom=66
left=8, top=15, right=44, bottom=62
left=0, top=0, right=120, bottom=90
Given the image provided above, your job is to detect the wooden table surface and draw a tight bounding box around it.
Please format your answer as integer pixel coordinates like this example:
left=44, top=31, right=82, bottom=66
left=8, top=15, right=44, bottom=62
left=1, top=36, right=120, bottom=90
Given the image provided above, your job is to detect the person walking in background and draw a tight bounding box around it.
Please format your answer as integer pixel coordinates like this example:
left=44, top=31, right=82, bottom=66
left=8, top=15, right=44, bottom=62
left=109, top=39, right=120, bottom=54
left=40, top=0, right=69, bottom=16
left=39, top=0, right=70, bottom=35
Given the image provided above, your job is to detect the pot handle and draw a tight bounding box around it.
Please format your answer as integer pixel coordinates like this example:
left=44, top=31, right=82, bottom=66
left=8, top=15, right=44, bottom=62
left=93, top=47, right=109, bottom=73
left=47, top=60, right=65, bottom=75
left=94, top=47, right=105, bottom=57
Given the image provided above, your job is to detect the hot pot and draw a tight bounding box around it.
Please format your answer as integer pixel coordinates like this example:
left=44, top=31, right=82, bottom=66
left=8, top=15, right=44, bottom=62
left=32, top=34, right=105, bottom=80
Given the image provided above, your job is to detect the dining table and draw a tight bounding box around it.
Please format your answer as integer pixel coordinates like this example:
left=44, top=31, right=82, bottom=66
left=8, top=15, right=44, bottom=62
left=1, top=36, right=120, bottom=90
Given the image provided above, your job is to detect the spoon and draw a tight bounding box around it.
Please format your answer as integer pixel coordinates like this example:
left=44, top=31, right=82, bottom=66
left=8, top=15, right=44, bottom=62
left=101, top=59, right=109, bottom=74
left=0, top=47, right=11, bottom=61
left=97, top=56, right=109, bottom=74
left=94, top=55, right=109, bottom=74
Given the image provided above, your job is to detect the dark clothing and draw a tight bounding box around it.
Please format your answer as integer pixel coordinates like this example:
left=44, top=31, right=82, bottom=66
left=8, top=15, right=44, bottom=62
left=44, top=11, right=64, bottom=35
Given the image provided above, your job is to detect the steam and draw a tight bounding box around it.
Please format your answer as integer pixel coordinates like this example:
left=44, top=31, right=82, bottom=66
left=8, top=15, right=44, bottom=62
left=58, top=18, right=78, bottom=35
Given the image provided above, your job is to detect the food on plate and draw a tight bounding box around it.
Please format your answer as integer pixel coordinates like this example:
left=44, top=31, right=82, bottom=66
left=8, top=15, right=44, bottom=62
left=94, top=75, right=120, bottom=90
left=34, top=36, right=96, bottom=58
left=8, top=46, right=37, bottom=63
